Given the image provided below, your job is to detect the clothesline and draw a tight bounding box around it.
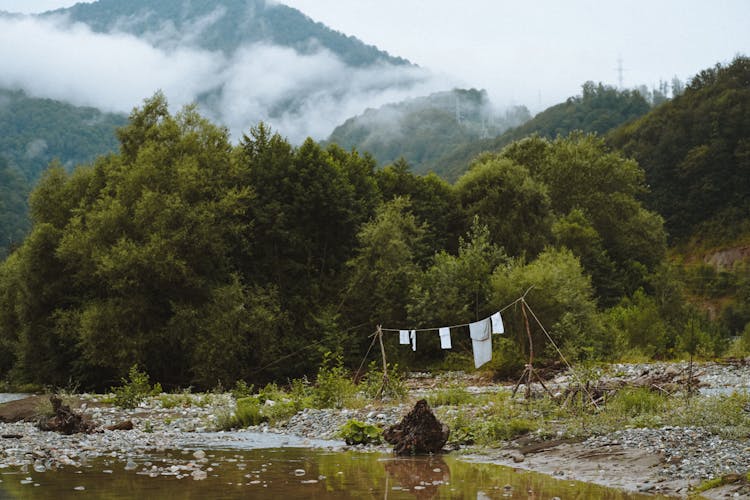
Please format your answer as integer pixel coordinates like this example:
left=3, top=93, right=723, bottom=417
left=380, top=295, right=523, bottom=333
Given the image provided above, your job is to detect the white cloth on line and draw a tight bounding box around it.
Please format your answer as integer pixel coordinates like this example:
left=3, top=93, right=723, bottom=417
left=491, top=312, right=504, bottom=334
left=439, top=327, right=452, bottom=349
left=399, top=329, right=410, bottom=345
left=410, top=329, right=417, bottom=351
left=469, top=318, right=492, bottom=368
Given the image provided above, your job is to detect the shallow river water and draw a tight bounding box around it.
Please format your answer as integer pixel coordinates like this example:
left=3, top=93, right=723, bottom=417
left=0, top=447, right=672, bottom=499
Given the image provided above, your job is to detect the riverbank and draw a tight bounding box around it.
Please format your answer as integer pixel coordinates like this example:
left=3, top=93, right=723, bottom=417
left=2, top=361, right=750, bottom=498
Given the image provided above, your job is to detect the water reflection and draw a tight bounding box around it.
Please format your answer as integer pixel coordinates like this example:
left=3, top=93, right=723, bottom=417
left=0, top=447, right=674, bottom=499
left=382, top=455, right=449, bottom=499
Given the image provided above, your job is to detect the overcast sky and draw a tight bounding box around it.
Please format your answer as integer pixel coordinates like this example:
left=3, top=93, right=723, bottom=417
left=1, top=0, right=748, bottom=113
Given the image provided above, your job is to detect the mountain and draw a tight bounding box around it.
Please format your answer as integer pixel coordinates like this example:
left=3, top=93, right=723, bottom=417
left=326, top=89, right=531, bottom=175
left=45, top=0, right=411, bottom=68
left=608, top=55, right=750, bottom=243
left=426, top=83, right=651, bottom=181
left=0, top=88, right=126, bottom=183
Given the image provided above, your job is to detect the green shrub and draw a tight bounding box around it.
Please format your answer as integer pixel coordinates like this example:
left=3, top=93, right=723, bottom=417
left=234, top=396, right=265, bottom=427
left=110, top=365, right=162, bottom=409
left=361, top=361, right=407, bottom=400
left=313, top=352, right=359, bottom=409
left=339, top=419, right=382, bottom=445
left=231, top=380, right=254, bottom=399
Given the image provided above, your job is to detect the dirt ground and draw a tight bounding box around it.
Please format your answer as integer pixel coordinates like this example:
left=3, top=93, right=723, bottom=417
left=465, top=440, right=693, bottom=498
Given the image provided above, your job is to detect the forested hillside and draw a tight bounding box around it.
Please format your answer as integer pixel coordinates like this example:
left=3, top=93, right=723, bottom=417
left=0, top=88, right=126, bottom=182
left=608, top=55, right=750, bottom=243
left=326, top=89, right=530, bottom=174
left=430, top=83, right=651, bottom=181
left=45, top=0, right=410, bottom=68
left=1, top=93, right=714, bottom=392
left=0, top=157, right=29, bottom=260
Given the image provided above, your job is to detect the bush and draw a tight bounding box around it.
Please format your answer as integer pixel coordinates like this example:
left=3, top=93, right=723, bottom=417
left=339, top=419, right=382, bottom=445
left=361, top=361, right=406, bottom=400
left=110, top=365, right=162, bottom=409
left=231, top=380, right=254, bottom=399
left=233, top=396, right=265, bottom=427
left=313, top=352, right=359, bottom=409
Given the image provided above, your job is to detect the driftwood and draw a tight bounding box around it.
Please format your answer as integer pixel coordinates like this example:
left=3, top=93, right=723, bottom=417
left=560, top=366, right=704, bottom=408
left=384, top=399, right=449, bottom=455
left=38, top=396, right=96, bottom=435
left=105, top=420, right=134, bottom=431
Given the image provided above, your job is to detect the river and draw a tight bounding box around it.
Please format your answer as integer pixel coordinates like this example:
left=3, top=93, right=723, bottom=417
left=0, top=447, right=672, bottom=499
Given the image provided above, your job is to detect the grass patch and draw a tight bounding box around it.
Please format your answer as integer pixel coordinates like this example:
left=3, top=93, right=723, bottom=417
left=427, top=384, right=475, bottom=407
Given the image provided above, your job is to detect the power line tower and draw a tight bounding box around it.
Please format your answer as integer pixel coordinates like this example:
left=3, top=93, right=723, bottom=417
left=615, top=56, right=625, bottom=89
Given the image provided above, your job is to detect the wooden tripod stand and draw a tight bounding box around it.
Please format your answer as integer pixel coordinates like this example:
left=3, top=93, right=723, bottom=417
left=512, top=300, right=554, bottom=399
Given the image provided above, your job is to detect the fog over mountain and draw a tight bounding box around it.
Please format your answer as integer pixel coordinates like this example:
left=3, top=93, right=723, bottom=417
left=0, top=0, right=452, bottom=142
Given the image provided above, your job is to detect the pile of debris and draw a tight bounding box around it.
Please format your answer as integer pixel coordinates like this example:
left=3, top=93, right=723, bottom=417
left=384, top=399, right=449, bottom=455
left=559, top=365, right=704, bottom=407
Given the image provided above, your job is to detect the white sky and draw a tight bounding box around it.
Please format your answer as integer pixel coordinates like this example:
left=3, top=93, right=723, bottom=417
left=1, top=0, right=748, bottom=112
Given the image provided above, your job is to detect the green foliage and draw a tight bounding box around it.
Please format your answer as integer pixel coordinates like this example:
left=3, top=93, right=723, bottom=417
left=0, top=158, right=30, bottom=259
left=427, top=384, right=475, bottom=407
left=432, top=83, right=650, bottom=182
left=230, top=380, right=255, bottom=400
left=491, top=248, right=607, bottom=361
left=606, top=387, right=667, bottom=418
left=361, top=361, right=406, bottom=400
left=486, top=337, right=526, bottom=379
left=328, top=89, right=530, bottom=175
left=313, top=352, right=359, bottom=409
left=110, top=365, right=162, bottom=409
left=232, top=396, right=265, bottom=428
left=454, top=157, right=551, bottom=257
left=409, top=219, right=506, bottom=330
left=0, top=88, right=125, bottom=183
left=339, top=419, right=383, bottom=445
left=59, top=0, right=410, bottom=68
left=474, top=417, right=535, bottom=445
left=609, top=56, right=750, bottom=242
left=343, top=197, right=426, bottom=340
left=502, top=133, right=666, bottom=303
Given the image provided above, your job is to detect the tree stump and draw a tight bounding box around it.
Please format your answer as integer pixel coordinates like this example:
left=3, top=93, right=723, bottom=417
left=383, top=399, right=450, bottom=455
left=38, top=396, right=95, bottom=435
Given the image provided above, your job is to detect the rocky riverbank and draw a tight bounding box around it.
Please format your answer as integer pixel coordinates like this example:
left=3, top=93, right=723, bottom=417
left=1, top=361, right=750, bottom=498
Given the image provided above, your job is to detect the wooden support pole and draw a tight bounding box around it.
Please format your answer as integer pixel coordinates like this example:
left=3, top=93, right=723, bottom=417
left=376, top=325, right=390, bottom=398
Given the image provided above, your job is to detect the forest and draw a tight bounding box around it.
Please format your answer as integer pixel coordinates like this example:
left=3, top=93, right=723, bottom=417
left=0, top=56, right=748, bottom=392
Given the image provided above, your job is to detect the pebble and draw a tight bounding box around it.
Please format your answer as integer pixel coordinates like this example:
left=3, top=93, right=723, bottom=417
left=1, top=361, right=749, bottom=488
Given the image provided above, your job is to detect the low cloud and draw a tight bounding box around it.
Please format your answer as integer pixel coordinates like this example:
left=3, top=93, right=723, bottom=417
left=0, top=14, right=450, bottom=142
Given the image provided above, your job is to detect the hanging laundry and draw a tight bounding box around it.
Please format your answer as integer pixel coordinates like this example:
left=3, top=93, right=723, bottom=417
left=399, top=330, right=410, bottom=345
left=469, top=318, right=492, bottom=368
left=439, top=327, right=452, bottom=349
left=410, top=330, right=417, bottom=351
left=491, top=312, right=504, bottom=334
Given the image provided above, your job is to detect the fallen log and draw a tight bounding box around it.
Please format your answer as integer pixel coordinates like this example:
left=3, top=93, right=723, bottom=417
left=383, top=399, right=449, bottom=455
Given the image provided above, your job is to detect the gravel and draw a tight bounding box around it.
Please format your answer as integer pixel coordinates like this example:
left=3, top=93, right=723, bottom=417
left=1, top=360, right=750, bottom=488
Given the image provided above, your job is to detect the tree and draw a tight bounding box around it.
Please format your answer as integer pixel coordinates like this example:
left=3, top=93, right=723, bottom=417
left=502, top=133, right=666, bottom=302
left=454, top=155, right=552, bottom=258
left=491, top=248, right=608, bottom=361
